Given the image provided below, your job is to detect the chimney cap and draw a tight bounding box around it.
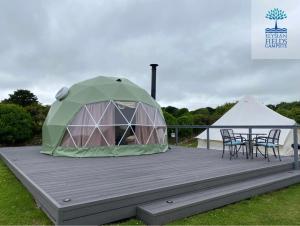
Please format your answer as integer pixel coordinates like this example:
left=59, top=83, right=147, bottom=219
left=150, top=64, right=159, bottom=67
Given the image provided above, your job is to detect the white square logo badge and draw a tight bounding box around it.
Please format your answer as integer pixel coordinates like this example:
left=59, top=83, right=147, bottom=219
left=251, top=0, right=300, bottom=59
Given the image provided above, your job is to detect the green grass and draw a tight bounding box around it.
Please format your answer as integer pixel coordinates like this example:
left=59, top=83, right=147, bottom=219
left=1, top=155, right=300, bottom=225
left=0, top=160, right=52, bottom=225
left=117, top=184, right=300, bottom=225
left=178, top=138, right=198, bottom=148
left=168, top=137, right=198, bottom=148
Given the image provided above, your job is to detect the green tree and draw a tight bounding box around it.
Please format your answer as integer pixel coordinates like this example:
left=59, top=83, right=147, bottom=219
left=163, top=106, right=178, bottom=116
left=291, top=107, right=300, bottom=124
left=25, top=104, right=50, bottom=135
left=267, top=104, right=276, bottom=111
left=276, top=108, right=292, bottom=119
left=193, top=114, right=209, bottom=125
left=0, top=104, right=33, bottom=145
left=192, top=114, right=207, bottom=135
left=277, top=106, right=300, bottom=124
left=175, top=108, right=189, bottom=117
left=191, top=108, right=210, bottom=115
left=206, top=107, right=215, bottom=114
left=163, top=110, right=177, bottom=125
left=211, top=102, right=235, bottom=123
left=214, top=102, right=235, bottom=115
left=275, top=101, right=300, bottom=123
left=2, top=89, right=38, bottom=107
left=163, top=110, right=178, bottom=138
left=177, top=114, right=194, bottom=138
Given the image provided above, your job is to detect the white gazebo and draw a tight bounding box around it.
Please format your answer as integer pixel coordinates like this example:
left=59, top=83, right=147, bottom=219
left=196, top=96, right=299, bottom=156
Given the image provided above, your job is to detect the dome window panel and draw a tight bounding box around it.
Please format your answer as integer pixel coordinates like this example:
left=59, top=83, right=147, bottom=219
left=154, top=112, right=166, bottom=127
left=110, top=102, right=128, bottom=125
left=85, top=101, right=110, bottom=124
left=115, top=101, right=138, bottom=123
left=156, top=126, right=167, bottom=144
left=99, top=126, right=115, bottom=146
left=61, top=129, right=77, bottom=148
left=141, top=103, right=156, bottom=124
left=69, top=107, right=95, bottom=126
left=60, top=101, right=167, bottom=148
left=133, top=103, right=153, bottom=126
left=66, top=126, right=95, bottom=147
left=134, top=126, right=153, bottom=145
left=118, top=125, right=140, bottom=145
left=147, top=127, right=159, bottom=145
left=85, top=128, right=108, bottom=147
left=98, top=102, right=115, bottom=125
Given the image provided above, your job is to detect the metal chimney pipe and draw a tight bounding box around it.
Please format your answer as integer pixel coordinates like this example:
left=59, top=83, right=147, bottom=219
left=150, top=64, right=158, bottom=99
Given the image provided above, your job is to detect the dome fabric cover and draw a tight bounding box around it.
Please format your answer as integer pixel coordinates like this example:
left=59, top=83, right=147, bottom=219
left=42, top=76, right=168, bottom=157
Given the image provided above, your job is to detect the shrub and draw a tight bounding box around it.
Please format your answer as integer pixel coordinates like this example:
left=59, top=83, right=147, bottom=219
left=163, top=110, right=178, bottom=138
left=163, top=106, right=178, bottom=116
left=163, top=110, right=177, bottom=125
left=25, top=104, right=50, bottom=135
left=0, top=104, right=33, bottom=145
left=175, top=108, right=189, bottom=117
left=192, top=114, right=206, bottom=135
left=177, top=114, right=194, bottom=139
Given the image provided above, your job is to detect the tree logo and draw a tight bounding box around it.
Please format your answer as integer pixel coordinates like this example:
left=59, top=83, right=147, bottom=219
left=265, top=8, right=287, bottom=48
left=266, top=8, right=287, bottom=30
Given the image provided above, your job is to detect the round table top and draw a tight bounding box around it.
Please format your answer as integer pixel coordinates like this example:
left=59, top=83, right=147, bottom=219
left=237, top=133, right=266, bottom=136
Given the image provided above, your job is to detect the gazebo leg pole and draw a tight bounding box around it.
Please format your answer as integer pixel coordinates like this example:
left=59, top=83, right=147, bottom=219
left=175, top=127, right=179, bottom=146
left=293, top=126, right=299, bottom=170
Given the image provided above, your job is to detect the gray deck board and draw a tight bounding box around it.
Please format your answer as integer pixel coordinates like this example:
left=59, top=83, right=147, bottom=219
left=0, top=146, right=295, bottom=225
left=140, top=171, right=300, bottom=214
left=0, top=146, right=293, bottom=206
left=137, top=171, right=300, bottom=225
left=0, top=147, right=289, bottom=203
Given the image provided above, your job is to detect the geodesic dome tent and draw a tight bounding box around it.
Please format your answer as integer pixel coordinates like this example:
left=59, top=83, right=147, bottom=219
left=42, top=76, right=168, bottom=157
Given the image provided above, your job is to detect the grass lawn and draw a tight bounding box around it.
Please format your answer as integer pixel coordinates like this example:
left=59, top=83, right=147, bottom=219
left=168, top=137, right=198, bottom=148
left=1, top=150, right=300, bottom=225
left=178, top=138, right=198, bottom=148
left=0, top=160, right=52, bottom=225
left=118, top=183, right=300, bottom=225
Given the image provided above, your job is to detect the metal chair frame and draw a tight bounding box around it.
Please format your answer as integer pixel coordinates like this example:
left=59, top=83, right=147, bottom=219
left=254, top=129, right=281, bottom=161
left=220, top=129, right=247, bottom=160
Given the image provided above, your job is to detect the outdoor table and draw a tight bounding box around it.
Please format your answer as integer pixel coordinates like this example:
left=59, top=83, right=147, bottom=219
left=236, top=133, right=267, bottom=159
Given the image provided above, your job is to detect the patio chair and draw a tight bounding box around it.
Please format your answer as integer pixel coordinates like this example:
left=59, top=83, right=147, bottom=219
left=228, top=129, right=246, bottom=156
left=220, top=129, right=247, bottom=160
left=254, top=129, right=281, bottom=161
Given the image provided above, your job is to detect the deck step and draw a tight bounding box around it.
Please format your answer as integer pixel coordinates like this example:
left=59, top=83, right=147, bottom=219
left=137, top=170, right=300, bottom=225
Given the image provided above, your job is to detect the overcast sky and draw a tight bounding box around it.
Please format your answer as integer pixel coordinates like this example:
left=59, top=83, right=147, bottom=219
left=0, top=0, right=299, bottom=110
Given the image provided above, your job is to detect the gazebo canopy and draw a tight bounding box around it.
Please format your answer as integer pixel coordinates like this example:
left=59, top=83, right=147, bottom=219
left=196, top=96, right=297, bottom=155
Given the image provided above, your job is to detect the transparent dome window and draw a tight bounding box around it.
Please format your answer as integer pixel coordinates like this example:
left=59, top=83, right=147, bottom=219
left=60, top=101, right=167, bottom=148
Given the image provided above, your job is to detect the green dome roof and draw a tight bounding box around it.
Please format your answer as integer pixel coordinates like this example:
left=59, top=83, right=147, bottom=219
left=64, top=76, right=160, bottom=107
left=42, top=76, right=168, bottom=157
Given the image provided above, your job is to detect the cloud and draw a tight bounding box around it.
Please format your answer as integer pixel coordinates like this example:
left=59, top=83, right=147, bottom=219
left=0, top=0, right=299, bottom=109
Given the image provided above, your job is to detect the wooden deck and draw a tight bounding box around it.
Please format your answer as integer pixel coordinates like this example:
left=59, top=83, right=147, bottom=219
left=0, top=146, right=299, bottom=225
